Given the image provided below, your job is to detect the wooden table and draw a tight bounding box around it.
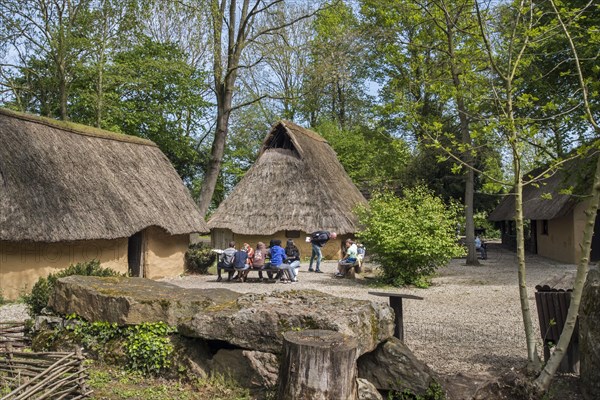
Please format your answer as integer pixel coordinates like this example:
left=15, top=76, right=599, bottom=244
left=369, top=291, right=424, bottom=341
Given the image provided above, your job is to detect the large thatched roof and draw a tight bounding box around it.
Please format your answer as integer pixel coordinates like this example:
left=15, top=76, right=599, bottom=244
left=208, top=121, right=368, bottom=235
left=0, top=108, right=208, bottom=242
left=488, top=154, right=596, bottom=221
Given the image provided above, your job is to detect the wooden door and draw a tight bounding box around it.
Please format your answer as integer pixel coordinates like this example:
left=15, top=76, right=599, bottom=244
left=212, top=229, right=234, bottom=250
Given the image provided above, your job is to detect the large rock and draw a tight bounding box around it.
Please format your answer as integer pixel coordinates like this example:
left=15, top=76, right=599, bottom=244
left=211, top=349, right=279, bottom=389
left=357, top=337, right=438, bottom=396
left=49, top=276, right=241, bottom=325
left=48, top=277, right=394, bottom=359
left=357, top=378, right=383, bottom=400
left=581, top=266, right=600, bottom=400
left=179, top=290, right=394, bottom=357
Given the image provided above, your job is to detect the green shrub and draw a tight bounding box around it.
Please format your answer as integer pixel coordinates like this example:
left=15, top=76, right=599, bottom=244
left=184, top=242, right=216, bottom=274
left=63, top=316, right=176, bottom=374
left=124, top=322, right=176, bottom=374
left=24, top=260, right=123, bottom=317
left=356, top=186, right=465, bottom=287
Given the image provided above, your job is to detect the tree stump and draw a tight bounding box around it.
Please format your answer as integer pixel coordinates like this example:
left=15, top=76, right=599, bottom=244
left=276, top=329, right=358, bottom=400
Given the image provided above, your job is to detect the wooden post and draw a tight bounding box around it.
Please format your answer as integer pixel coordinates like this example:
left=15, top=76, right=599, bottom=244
left=276, top=329, right=358, bottom=400
left=369, top=292, right=424, bottom=342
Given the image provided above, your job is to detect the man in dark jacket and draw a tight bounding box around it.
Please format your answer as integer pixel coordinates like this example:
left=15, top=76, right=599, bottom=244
left=308, top=231, right=337, bottom=273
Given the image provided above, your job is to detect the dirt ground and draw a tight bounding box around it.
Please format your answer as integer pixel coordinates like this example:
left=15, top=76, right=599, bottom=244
left=163, top=242, right=585, bottom=399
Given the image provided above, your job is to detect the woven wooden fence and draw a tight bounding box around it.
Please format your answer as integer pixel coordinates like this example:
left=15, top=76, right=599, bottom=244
left=0, top=350, right=92, bottom=399
left=0, top=323, right=30, bottom=351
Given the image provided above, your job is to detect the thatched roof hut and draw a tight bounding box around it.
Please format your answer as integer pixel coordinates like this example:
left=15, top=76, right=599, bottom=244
left=488, top=153, right=598, bottom=263
left=0, top=108, right=207, bottom=298
left=0, top=108, right=206, bottom=241
left=208, top=120, right=368, bottom=257
left=488, top=165, right=584, bottom=223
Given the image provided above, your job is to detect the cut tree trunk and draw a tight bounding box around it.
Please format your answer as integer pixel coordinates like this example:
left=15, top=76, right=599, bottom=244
left=276, top=329, right=358, bottom=400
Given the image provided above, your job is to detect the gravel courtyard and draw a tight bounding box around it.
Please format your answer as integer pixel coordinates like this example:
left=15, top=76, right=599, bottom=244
left=161, top=243, right=577, bottom=378
left=0, top=243, right=578, bottom=381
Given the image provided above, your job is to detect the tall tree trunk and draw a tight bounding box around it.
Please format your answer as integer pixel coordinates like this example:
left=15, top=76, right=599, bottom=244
left=96, top=56, right=104, bottom=128
left=464, top=168, right=477, bottom=264
left=58, top=61, right=69, bottom=121
left=535, top=153, right=600, bottom=390
left=514, top=175, right=541, bottom=370
left=444, top=7, right=478, bottom=265
left=197, top=85, right=233, bottom=215
left=534, top=1, right=600, bottom=390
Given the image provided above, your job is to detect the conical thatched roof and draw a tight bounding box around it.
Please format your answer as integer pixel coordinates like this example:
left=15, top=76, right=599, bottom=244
left=488, top=154, right=596, bottom=221
left=0, top=108, right=208, bottom=242
left=208, top=121, right=368, bottom=235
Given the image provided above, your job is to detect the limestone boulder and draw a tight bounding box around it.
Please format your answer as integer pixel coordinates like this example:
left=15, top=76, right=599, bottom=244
left=179, top=290, right=394, bottom=357
left=357, top=378, right=384, bottom=400
left=211, top=349, right=279, bottom=389
left=357, top=337, right=438, bottom=396
left=581, top=266, right=600, bottom=400
left=49, top=276, right=241, bottom=325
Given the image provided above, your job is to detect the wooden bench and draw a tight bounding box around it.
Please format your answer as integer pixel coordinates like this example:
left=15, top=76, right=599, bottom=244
left=220, top=265, right=285, bottom=281
left=369, top=291, right=424, bottom=341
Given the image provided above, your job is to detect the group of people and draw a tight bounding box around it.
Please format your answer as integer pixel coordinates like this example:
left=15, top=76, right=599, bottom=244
left=216, top=238, right=303, bottom=283
left=216, top=230, right=341, bottom=283
left=215, top=230, right=370, bottom=281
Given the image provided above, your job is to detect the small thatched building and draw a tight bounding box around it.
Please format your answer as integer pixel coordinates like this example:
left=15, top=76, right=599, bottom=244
left=0, top=108, right=207, bottom=299
left=208, top=121, right=368, bottom=259
left=489, top=153, right=599, bottom=264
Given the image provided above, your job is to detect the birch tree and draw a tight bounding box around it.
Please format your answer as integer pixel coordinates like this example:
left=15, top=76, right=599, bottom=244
left=533, top=0, right=600, bottom=391
left=470, top=0, right=598, bottom=373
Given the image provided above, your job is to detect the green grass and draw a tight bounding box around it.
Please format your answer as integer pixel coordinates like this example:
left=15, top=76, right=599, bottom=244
left=87, top=362, right=252, bottom=400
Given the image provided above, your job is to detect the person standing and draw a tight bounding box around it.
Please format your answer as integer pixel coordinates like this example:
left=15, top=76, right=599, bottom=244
left=308, top=231, right=337, bottom=273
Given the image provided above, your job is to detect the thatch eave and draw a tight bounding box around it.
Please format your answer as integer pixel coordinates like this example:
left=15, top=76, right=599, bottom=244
left=0, top=108, right=156, bottom=147
left=1, top=224, right=201, bottom=244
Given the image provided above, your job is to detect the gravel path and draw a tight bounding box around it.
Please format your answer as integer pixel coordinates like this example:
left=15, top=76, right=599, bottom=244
left=0, top=243, right=577, bottom=378
left=161, top=243, right=577, bottom=377
left=0, top=303, right=28, bottom=323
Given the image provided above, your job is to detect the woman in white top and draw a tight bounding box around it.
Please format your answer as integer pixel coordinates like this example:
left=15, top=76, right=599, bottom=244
left=335, top=239, right=358, bottom=277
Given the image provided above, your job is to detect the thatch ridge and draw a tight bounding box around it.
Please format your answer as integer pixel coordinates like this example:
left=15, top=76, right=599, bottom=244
left=1, top=110, right=207, bottom=242
left=208, top=121, right=367, bottom=235
left=488, top=154, right=596, bottom=221
left=0, top=108, right=156, bottom=147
